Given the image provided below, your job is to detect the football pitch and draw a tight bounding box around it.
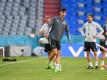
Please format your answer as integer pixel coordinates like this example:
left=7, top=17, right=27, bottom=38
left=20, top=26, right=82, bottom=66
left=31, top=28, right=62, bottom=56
left=0, top=57, right=107, bottom=80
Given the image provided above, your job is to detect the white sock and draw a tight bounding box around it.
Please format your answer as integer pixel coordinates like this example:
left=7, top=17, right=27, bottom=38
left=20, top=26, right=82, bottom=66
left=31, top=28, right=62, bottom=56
left=101, top=61, right=104, bottom=66
left=95, top=62, right=98, bottom=66
left=54, top=62, right=56, bottom=66
left=88, top=62, right=93, bottom=67
left=59, top=64, right=62, bottom=70
left=55, top=64, right=59, bottom=69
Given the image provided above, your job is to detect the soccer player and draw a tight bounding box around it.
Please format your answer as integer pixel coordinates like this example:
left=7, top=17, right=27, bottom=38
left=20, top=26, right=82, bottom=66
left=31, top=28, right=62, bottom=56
left=39, top=16, right=53, bottom=69
left=80, top=14, right=104, bottom=69
left=47, top=8, right=71, bottom=72
left=99, top=18, right=107, bottom=70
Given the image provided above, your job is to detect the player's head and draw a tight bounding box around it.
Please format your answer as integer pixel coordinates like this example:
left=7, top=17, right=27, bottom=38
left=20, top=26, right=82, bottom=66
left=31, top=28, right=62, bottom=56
left=59, top=8, right=66, bottom=18
left=44, top=16, right=51, bottom=23
left=87, top=14, right=93, bottom=23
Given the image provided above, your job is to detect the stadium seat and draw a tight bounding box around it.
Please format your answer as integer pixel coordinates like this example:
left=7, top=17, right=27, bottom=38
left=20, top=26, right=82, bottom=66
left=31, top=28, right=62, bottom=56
left=6, top=2, right=13, bottom=8
left=10, top=31, right=17, bottom=36
left=7, top=0, right=14, bottom=3
left=14, top=0, right=21, bottom=3
left=77, top=2, right=85, bottom=8
left=0, top=2, right=6, bottom=7
left=94, top=0, right=101, bottom=4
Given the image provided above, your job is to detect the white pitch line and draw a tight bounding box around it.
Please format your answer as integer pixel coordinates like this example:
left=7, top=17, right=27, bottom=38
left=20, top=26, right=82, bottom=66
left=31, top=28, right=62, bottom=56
left=0, top=58, right=33, bottom=67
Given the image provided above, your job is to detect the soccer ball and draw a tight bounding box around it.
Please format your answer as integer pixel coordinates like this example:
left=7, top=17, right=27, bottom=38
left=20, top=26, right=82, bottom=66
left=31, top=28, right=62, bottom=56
left=98, top=35, right=105, bottom=40
left=39, top=37, right=49, bottom=44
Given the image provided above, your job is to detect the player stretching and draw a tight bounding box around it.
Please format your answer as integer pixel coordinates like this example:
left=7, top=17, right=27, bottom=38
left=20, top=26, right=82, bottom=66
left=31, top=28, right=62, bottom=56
left=80, top=14, right=104, bottom=69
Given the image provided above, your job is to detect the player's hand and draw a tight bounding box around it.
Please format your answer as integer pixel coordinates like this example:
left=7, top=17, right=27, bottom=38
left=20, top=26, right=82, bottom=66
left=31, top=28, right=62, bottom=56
left=39, top=31, right=43, bottom=35
left=30, top=33, right=35, bottom=38
left=44, top=34, right=49, bottom=38
left=93, top=35, right=97, bottom=39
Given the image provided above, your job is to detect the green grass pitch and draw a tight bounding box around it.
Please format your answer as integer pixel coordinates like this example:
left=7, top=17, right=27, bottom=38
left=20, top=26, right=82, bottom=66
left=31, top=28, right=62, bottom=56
left=0, top=57, right=107, bottom=80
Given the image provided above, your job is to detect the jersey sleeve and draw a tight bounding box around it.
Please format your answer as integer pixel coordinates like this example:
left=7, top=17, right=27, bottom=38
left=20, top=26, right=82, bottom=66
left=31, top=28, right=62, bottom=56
left=96, top=22, right=104, bottom=37
left=39, top=24, right=46, bottom=32
left=65, top=23, right=71, bottom=43
left=79, top=24, right=85, bottom=37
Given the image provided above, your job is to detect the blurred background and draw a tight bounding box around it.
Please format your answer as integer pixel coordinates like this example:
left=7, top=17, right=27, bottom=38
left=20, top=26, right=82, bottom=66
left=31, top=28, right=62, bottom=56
left=0, top=0, right=106, bottom=57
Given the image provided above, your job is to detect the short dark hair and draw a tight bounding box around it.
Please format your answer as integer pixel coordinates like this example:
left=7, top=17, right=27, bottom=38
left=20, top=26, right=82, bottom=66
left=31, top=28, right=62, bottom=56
left=60, top=8, right=66, bottom=12
left=88, top=14, right=93, bottom=18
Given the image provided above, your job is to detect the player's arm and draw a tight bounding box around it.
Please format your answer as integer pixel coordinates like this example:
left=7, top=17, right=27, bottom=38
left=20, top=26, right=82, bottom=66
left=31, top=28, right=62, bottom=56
left=79, top=24, right=85, bottom=37
left=46, top=17, right=55, bottom=38
left=39, top=24, right=45, bottom=36
left=103, top=24, right=107, bottom=36
left=96, top=23, right=104, bottom=38
left=48, top=17, right=55, bottom=29
left=65, top=24, right=71, bottom=43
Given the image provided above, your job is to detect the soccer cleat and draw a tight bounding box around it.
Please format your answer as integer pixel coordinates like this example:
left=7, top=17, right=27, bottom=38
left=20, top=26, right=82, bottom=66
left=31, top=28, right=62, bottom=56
left=95, top=66, right=99, bottom=69
left=87, top=66, right=93, bottom=69
left=54, top=67, right=62, bottom=72
left=48, top=63, right=54, bottom=70
left=46, top=66, right=51, bottom=69
left=100, top=67, right=105, bottom=70
left=54, top=68, right=59, bottom=72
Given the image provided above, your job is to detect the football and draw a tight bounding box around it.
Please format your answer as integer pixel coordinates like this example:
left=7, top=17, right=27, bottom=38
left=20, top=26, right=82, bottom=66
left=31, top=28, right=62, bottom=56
left=39, top=37, right=49, bottom=44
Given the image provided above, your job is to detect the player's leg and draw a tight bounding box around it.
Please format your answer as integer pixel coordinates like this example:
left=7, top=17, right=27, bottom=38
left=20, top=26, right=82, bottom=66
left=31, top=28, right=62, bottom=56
left=84, top=42, right=93, bottom=69
left=100, top=42, right=106, bottom=70
left=91, top=42, right=98, bottom=69
left=48, top=49, right=57, bottom=69
left=57, top=50, right=62, bottom=71
left=46, top=51, right=52, bottom=69
left=102, top=51, right=106, bottom=66
left=86, top=51, right=93, bottom=69
left=93, top=51, right=99, bottom=69
left=100, top=51, right=106, bottom=70
left=48, top=39, right=58, bottom=69
left=54, top=41, right=62, bottom=72
left=45, top=44, right=51, bottom=60
left=44, top=44, right=53, bottom=69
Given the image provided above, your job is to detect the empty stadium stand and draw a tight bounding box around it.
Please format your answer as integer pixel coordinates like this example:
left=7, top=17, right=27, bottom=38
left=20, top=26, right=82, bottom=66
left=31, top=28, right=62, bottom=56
left=61, top=0, right=107, bottom=35
left=0, top=0, right=106, bottom=52
left=0, top=0, right=44, bottom=36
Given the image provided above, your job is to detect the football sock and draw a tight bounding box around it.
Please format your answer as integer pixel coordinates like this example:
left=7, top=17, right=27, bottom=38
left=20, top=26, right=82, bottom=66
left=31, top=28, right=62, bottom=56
left=95, top=62, right=98, bottom=66
left=89, top=62, right=93, bottom=67
left=101, top=61, right=104, bottom=66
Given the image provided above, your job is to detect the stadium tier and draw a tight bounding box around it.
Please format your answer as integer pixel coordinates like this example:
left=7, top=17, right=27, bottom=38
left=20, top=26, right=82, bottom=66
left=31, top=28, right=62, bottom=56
left=0, top=0, right=106, bottom=36
left=61, top=0, right=107, bottom=35
left=0, top=0, right=106, bottom=55
left=0, top=0, right=44, bottom=36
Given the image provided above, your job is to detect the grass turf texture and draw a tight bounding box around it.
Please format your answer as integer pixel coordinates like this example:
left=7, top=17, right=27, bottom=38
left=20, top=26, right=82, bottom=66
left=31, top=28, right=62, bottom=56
left=0, top=57, right=107, bottom=80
